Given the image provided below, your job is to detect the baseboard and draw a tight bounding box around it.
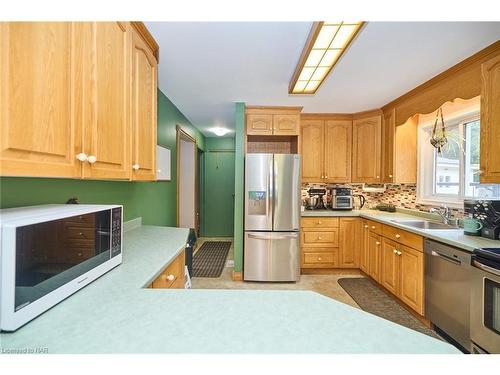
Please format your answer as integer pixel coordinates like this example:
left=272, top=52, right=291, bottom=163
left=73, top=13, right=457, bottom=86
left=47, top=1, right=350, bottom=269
left=301, top=268, right=363, bottom=275
left=232, top=271, right=243, bottom=281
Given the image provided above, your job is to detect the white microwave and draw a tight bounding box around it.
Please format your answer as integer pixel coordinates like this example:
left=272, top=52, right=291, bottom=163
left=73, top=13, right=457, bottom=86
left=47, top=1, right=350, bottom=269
left=0, top=204, right=123, bottom=331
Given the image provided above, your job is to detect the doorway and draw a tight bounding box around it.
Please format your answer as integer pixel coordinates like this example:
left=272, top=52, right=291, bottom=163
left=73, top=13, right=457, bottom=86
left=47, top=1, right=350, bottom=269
left=176, top=126, right=198, bottom=232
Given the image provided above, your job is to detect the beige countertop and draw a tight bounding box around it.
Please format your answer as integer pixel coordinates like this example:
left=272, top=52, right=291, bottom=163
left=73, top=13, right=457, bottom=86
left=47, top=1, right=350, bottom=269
left=301, top=209, right=500, bottom=252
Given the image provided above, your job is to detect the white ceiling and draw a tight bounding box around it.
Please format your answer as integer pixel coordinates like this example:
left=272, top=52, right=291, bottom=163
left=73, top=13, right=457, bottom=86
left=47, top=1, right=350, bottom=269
left=145, top=22, right=500, bottom=136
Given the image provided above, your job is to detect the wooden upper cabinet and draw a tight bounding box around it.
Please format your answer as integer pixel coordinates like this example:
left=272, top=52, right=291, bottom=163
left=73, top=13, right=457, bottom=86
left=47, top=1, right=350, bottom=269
left=83, top=22, right=131, bottom=180
left=381, top=109, right=395, bottom=183
left=246, top=114, right=273, bottom=135
left=273, top=114, right=300, bottom=135
left=324, top=120, right=352, bottom=183
left=382, top=109, right=418, bottom=184
left=301, top=120, right=324, bottom=182
left=131, top=29, right=157, bottom=181
left=0, top=22, right=82, bottom=178
left=352, top=114, right=382, bottom=183
left=480, top=54, right=500, bottom=183
left=338, top=218, right=360, bottom=268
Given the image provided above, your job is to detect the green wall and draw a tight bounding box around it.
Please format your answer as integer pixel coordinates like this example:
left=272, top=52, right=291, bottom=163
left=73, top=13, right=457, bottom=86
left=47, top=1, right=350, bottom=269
left=233, top=103, right=245, bottom=272
left=0, top=90, right=205, bottom=226
left=201, top=137, right=235, bottom=237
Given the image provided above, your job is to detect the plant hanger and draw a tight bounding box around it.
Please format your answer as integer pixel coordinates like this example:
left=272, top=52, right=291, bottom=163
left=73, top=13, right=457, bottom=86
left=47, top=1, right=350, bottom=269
left=430, top=107, right=447, bottom=154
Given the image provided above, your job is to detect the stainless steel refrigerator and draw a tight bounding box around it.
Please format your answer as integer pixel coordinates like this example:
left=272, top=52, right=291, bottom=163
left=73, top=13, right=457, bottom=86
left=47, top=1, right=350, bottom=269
left=244, top=153, right=301, bottom=282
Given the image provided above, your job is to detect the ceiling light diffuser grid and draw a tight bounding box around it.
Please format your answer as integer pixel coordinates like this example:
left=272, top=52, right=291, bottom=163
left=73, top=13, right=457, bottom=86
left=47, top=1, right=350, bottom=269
left=290, top=21, right=363, bottom=94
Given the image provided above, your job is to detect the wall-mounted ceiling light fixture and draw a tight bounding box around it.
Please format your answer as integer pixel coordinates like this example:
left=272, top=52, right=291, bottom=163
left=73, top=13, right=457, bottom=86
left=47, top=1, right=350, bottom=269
left=289, top=21, right=364, bottom=95
left=210, top=127, right=231, bottom=137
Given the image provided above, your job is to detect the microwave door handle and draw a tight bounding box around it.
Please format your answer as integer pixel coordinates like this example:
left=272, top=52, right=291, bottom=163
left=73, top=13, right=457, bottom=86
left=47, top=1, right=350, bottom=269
left=473, top=260, right=500, bottom=277
left=431, top=250, right=462, bottom=266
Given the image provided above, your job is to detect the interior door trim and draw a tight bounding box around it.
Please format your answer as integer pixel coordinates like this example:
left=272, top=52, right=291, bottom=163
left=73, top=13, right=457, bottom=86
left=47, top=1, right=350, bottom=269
left=176, top=125, right=198, bottom=229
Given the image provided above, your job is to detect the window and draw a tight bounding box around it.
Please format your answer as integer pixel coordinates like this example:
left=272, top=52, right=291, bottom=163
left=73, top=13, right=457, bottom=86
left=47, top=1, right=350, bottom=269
left=418, top=112, right=500, bottom=207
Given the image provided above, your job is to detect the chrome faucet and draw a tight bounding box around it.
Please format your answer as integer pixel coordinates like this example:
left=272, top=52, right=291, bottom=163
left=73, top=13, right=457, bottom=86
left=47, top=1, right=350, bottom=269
left=429, top=205, right=455, bottom=226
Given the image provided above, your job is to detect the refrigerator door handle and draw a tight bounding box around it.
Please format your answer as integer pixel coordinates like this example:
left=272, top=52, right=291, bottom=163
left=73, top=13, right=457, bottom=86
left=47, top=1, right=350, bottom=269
left=268, top=154, right=274, bottom=228
left=247, top=233, right=298, bottom=240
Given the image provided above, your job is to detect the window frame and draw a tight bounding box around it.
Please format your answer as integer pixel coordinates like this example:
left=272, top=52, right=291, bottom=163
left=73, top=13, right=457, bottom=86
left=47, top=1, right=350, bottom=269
left=417, top=110, right=480, bottom=208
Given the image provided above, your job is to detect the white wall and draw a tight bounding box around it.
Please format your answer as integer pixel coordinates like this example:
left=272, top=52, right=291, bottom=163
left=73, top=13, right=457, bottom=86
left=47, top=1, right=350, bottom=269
left=178, top=138, right=196, bottom=228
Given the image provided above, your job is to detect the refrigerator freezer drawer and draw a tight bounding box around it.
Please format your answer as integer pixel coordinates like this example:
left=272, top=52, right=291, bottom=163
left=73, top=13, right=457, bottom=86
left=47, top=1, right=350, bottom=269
left=244, top=231, right=300, bottom=282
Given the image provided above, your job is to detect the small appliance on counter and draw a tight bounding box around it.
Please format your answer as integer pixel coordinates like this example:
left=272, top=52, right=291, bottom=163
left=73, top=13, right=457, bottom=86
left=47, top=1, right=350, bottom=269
left=0, top=204, right=123, bottom=331
left=329, top=187, right=353, bottom=210
left=352, top=194, right=366, bottom=210
left=306, top=188, right=327, bottom=210
left=470, top=247, right=500, bottom=353
left=464, top=199, right=500, bottom=240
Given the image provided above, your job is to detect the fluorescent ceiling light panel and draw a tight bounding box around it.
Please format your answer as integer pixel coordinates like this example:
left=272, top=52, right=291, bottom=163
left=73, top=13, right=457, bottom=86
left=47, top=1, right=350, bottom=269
left=289, top=21, right=364, bottom=94
left=210, top=127, right=230, bottom=136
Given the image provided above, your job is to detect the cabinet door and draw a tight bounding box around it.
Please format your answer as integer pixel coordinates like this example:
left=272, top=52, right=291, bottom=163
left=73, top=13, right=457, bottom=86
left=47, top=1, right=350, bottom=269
left=381, top=109, right=395, bottom=183
left=246, top=114, right=272, bottom=135
left=339, top=218, right=360, bottom=268
left=324, top=120, right=352, bottom=183
left=0, top=22, right=82, bottom=178
left=368, top=232, right=382, bottom=282
left=359, top=221, right=370, bottom=273
left=480, top=54, right=500, bottom=183
left=131, top=30, right=157, bottom=181
left=352, top=115, right=382, bottom=183
left=380, top=238, right=399, bottom=295
left=301, top=120, right=324, bottom=182
left=83, top=22, right=131, bottom=180
left=399, top=244, right=424, bottom=314
left=273, top=114, right=300, bottom=135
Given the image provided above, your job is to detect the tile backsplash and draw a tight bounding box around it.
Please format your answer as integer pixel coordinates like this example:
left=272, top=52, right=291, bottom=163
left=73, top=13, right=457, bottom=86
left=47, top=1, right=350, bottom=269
left=302, top=183, right=464, bottom=218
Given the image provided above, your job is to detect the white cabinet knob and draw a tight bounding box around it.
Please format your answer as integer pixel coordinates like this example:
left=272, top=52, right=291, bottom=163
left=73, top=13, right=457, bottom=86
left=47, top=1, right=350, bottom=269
left=166, top=274, right=175, bottom=281
left=376, top=241, right=380, bottom=245
left=397, top=251, right=402, bottom=256
left=393, top=249, right=398, bottom=254
left=157, top=169, right=161, bottom=173
left=317, top=236, right=322, bottom=240
left=321, top=175, right=324, bottom=179
left=389, top=174, right=393, bottom=178
left=395, top=234, right=401, bottom=239
left=318, top=221, right=322, bottom=225
left=371, top=226, right=376, bottom=229
left=132, top=164, right=140, bottom=170
left=479, top=170, right=484, bottom=175
left=317, top=257, right=322, bottom=261
left=325, top=176, right=328, bottom=179
left=364, top=225, right=369, bottom=229
left=376, top=175, right=380, bottom=179
left=87, top=155, right=97, bottom=164
left=76, top=152, right=88, bottom=162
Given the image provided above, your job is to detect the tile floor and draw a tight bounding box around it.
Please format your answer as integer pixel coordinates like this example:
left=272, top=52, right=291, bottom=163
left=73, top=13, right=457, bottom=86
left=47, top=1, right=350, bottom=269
left=192, top=237, right=362, bottom=308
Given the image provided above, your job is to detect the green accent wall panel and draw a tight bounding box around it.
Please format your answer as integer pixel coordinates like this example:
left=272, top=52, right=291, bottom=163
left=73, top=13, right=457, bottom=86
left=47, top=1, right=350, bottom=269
left=202, top=137, right=235, bottom=237
left=233, top=103, right=245, bottom=272
left=0, top=89, right=205, bottom=227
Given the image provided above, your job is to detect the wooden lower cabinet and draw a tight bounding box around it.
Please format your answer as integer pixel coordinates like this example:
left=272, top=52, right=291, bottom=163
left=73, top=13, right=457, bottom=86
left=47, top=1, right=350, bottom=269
left=368, top=232, right=382, bottom=282
left=380, top=237, right=424, bottom=315
left=151, top=250, right=185, bottom=289
left=399, top=244, right=424, bottom=314
left=338, top=218, right=360, bottom=268
left=359, top=220, right=370, bottom=273
left=380, top=238, right=399, bottom=295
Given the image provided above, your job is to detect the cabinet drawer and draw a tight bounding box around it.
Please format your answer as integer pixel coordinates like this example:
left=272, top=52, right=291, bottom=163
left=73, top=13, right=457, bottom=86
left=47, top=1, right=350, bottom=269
left=302, top=249, right=338, bottom=268
left=382, top=225, right=423, bottom=251
left=304, top=252, right=336, bottom=264
left=302, top=230, right=338, bottom=247
left=151, top=250, right=185, bottom=289
left=301, top=217, right=339, bottom=229
left=367, top=221, right=383, bottom=235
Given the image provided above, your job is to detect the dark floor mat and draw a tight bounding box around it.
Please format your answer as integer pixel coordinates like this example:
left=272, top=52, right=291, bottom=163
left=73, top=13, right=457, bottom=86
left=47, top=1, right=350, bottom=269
left=192, top=242, right=231, bottom=278
left=338, top=277, right=441, bottom=339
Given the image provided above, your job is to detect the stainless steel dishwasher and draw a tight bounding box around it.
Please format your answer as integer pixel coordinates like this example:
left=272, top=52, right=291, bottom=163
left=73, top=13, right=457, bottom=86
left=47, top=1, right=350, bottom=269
left=424, top=239, right=472, bottom=351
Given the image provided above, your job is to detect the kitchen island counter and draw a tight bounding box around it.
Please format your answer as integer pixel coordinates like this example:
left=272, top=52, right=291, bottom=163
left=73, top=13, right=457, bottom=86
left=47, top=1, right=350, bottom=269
left=1, top=225, right=459, bottom=354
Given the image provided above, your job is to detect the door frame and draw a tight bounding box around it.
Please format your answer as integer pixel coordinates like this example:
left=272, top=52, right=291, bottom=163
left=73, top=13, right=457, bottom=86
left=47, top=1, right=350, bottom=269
left=176, top=126, right=198, bottom=231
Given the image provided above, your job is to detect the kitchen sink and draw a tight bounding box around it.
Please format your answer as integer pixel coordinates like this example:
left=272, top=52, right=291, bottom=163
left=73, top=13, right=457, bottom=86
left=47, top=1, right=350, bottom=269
left=390, top=220, right=459, bottom=230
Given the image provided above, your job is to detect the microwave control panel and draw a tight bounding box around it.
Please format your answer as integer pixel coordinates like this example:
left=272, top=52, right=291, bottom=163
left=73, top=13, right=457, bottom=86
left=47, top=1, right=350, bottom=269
left=111, top=207, right=122, bottom=258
